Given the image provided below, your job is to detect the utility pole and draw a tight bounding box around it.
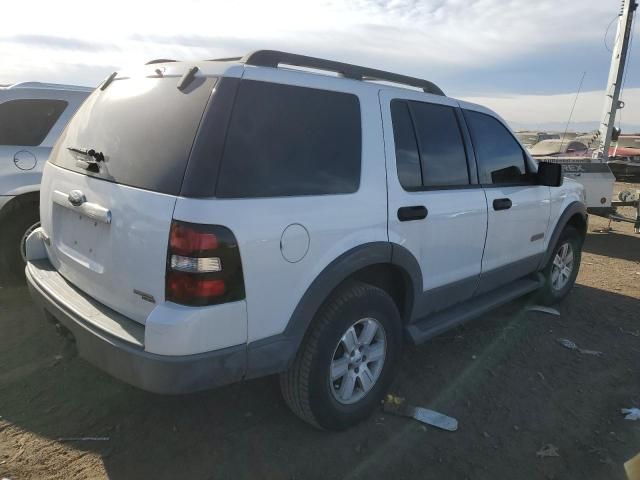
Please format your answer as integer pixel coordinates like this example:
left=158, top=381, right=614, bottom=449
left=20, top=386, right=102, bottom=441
left=593, top=0, right=637, bottom=162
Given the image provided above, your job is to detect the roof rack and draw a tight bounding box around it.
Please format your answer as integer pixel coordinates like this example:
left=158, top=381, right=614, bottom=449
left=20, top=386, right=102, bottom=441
left=145, top=59, right=177, bottom=65
left=208, top=56, right=243, bottom=62
left=240, top=50, right=445, bottom=96
left=4, top=82, right=94, bottom=92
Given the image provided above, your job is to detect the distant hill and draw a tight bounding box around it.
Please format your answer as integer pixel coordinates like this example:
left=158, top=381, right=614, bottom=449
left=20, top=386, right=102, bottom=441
left=506, top=120, right=640, bottom=135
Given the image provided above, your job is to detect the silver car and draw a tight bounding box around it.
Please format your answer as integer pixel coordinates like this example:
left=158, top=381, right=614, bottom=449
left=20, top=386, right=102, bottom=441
left=0, top=82, right=91, bottom=280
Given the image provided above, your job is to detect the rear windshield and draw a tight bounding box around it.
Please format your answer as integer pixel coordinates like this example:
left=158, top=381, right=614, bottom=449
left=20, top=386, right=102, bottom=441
left=50, top=75, right=216, bottom=195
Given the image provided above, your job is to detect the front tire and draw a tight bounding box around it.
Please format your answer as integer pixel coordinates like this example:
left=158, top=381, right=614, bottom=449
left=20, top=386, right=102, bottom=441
left=280, top=281, right=402, bottom=430
left=538, top=226, right=583, bottom=304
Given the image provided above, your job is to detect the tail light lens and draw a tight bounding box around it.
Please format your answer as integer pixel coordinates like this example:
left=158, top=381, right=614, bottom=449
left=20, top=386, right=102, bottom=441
left=166, top=220, right=245, bottom=306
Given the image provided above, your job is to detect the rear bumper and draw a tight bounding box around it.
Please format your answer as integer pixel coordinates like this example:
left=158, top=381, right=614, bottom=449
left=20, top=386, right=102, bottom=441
left=26, top=260, right=246, bottom=394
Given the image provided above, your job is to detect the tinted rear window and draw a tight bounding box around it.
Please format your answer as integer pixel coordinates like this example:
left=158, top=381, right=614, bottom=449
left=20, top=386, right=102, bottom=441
left=216, top=80, right=361, bottom=198
left=409, top=101, right=469, bottom=187
left=0, top=99, right=67, bottom=146
left=50, top=76, right=216, bottom=195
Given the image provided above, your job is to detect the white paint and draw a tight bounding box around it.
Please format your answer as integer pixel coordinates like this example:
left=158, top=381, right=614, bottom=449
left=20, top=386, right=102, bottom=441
left=40, top=162, right=177, bottom=324
left=145, top=300, right=247, bottom=355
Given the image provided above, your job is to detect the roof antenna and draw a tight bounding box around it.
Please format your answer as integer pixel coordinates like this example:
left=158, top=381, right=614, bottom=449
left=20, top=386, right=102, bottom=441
left=559, top=71, right=586, bottom=153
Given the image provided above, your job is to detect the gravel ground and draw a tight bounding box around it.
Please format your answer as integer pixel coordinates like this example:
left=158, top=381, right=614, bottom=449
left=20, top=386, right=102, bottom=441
left=1, top=183, right=639, bottom=480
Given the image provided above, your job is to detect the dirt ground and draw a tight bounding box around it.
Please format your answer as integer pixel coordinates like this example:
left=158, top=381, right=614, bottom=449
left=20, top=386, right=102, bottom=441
left=1, top=183, right=639, bottom=480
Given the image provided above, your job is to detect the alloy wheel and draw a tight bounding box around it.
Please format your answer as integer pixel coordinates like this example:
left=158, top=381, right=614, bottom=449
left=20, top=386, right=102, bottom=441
left=329, top=318, right=386, bottom=405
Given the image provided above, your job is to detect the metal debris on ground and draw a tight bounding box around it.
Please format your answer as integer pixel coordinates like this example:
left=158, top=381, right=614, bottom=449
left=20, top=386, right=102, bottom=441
left=536, top=444, right=560, bottom=458
left=383, top=394, right=458, bottom=431
left=56, top=437, right=110, bottom=442
left=621, top=328, right=640, bottom=337
left=621, top=408, right=640, bottom=421
left=624, top=451, right=640, bottom=480
left=557, top=338, right=604, bottom=356
left=525, top=305, right=560, bottom=316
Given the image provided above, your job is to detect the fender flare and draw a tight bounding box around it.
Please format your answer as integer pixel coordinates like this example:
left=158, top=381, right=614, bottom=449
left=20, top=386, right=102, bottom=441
left=4, top=185, right=40, bottom=197
left=245, top=242, right=422, bottom=378
left=538, top=201, right=587, bottom=269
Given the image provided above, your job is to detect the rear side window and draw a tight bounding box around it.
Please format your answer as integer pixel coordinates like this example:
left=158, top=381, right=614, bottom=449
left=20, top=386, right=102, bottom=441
left=410, top=101, right=469, bottom=187
left=216, top=80, right=361, bottom=198
left=390, top=99, right=469, bottom=189
left=464, top=110, right=529, bottom=185
left=390, top=100, right=421, bottom=189
left=0, top=99, right=67, bottom=146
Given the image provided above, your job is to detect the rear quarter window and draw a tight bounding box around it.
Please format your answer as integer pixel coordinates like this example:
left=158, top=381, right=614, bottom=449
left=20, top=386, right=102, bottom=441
left=0, top=99, right=68, bottom=146
left=216, top=80, right=361, bottom=198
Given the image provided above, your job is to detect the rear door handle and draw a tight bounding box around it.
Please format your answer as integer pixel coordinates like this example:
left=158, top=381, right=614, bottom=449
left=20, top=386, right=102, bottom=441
left=398, top=206, right=428, bottom=222
left=492, top=198, right=512, bottom=211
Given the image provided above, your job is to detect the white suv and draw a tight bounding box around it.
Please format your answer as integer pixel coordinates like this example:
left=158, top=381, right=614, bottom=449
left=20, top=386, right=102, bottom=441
left=24, top=51, right=586, bottom=430
left=0, top=82, right=91, bottom=279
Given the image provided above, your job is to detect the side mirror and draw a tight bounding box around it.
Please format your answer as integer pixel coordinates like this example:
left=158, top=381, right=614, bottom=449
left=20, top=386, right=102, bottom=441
left=537, top=161, right=563, bottom=187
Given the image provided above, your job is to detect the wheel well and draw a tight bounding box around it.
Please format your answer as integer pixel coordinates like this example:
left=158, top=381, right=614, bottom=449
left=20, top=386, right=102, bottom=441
left=567, top=213, right=587, bottom=238
left=0, top=191, right=39, bottom=221
left=349, top=263, right=413, bottom=323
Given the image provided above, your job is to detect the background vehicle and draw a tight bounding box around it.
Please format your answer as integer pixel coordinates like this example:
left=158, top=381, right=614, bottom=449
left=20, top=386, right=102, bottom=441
left=529, top=139, right=589, bottom=157
left=612, top=134, right=640, bottom=150
left=25, top=51, right=585, bottom=430
left=515, top=131, right=560, bottom=149
left=0, top=82, right=92, bottom=280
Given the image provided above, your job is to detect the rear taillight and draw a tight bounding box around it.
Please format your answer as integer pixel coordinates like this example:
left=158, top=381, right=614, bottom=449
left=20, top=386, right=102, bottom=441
left=166, top=220, right=245, bottom=306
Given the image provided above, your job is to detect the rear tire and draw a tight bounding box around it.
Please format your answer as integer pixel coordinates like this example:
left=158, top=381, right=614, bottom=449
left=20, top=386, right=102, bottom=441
left=280, top=281, right=402, bottom=430
left=0, top=198, right=40, bottom=283
left=537, top=226, right=582, bottom=305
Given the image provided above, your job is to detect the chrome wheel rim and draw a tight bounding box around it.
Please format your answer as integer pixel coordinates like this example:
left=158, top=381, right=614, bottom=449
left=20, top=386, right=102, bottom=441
left=330, top=317, right=386, bottom=405
left=551, top=242, right=574, bottom=291
left=20, top=221, right=40, bottom=263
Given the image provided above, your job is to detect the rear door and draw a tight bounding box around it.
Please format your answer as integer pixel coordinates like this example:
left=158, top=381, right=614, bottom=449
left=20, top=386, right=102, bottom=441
left=461, top=108, right=551, bottom=294
left=41, top=71, right=216, bottom=323
left=381, top=91, right=488, bottom=317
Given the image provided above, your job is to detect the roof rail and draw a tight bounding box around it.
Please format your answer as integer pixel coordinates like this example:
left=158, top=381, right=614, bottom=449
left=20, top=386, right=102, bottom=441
left=145, top=59, right=177, bottom=65
left=5, top=82, right=94, bottom=92
left=241, top=50, right=445, bottom=96
left=209, top=56, right=243, bottom=62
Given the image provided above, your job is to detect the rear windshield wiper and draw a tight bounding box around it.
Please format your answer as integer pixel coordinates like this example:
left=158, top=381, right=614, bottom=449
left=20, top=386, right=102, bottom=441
left=67, top=147, right=105, bottom=163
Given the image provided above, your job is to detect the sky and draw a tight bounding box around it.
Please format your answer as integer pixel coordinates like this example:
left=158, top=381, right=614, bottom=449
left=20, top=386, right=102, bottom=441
left=1, top=0, right=639, bottom=131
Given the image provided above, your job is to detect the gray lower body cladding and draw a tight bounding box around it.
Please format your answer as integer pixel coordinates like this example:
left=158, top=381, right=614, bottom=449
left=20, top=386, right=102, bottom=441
left=26, top=260, right=245, bottom=394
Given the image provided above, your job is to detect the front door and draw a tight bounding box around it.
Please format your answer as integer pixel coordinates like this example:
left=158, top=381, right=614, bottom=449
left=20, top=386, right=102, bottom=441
left=461, top=108, right=551, bottom=294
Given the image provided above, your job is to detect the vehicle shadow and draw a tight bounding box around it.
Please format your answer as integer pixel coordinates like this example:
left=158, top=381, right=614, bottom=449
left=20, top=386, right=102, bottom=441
left=583, top=229, right=640, bottom=263
left=1, top=282, right=639, bottom=480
